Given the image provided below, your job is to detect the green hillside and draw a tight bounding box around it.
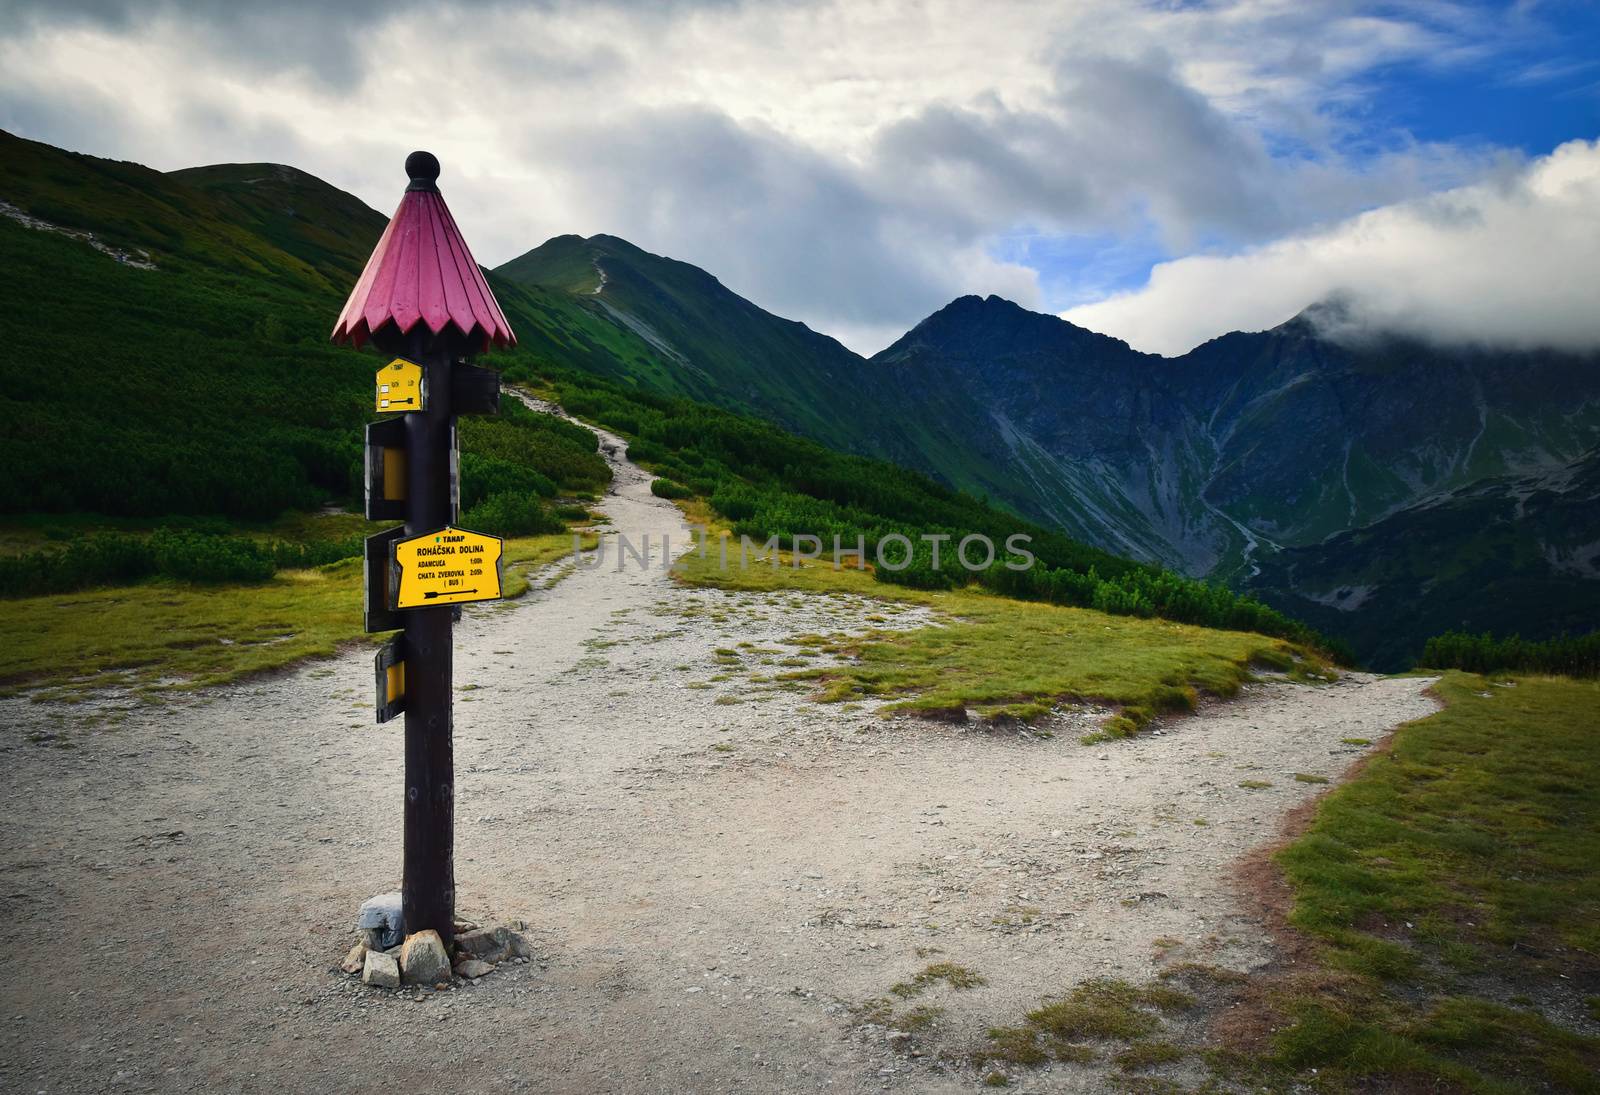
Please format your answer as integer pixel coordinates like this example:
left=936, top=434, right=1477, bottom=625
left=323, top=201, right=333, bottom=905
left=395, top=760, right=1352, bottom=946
left=497, top=233, right=887, bottom=452
left=1251, top=448, right=1600, bottom=668
left=0, top=130, right=604, bottom=525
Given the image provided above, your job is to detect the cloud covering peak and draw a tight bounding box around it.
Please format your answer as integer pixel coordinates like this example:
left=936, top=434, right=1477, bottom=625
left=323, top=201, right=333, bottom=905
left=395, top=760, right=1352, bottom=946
left=1064, top=140, right=1600, bottom=356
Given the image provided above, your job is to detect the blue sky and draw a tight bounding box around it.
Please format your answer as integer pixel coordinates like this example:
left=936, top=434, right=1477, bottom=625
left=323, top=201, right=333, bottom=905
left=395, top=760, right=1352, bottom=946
left=1386, top=4, right=1599, bottom=153
left=1039, top=1, right=1600, bottom=316
left=2, top=0, right=1598, bottom=353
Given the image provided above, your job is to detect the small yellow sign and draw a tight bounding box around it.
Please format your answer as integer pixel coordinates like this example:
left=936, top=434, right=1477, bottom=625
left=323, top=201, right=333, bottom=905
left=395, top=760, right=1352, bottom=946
left=376, top=357, right=426, bottom=412
left=390, top=525, right=503, bottom=609
left=374, top=636, right=405, bottom=723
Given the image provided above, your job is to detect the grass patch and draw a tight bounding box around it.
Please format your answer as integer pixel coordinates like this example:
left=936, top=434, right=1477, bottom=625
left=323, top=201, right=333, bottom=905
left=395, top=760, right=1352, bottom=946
left=674, top=549, right=1315, bottom=730
left=0, top=532, right=586, bottom=695
left=1114, top=1041, right=1185, bottom=1071
left=1155, top=962, right=1249, bottom=986
left=1279, top=674, right=1600, bottom=970
left=978, top=978, right=1194, bottom=1067
left=1247, top=673, right=1600, bottom=1089
left=967, top=676, right=1600, bottom=1091
left=1239, top=779, right=1274, bottom=789
left=890, top=961, right=986, bottom=998
left=1292, top=772, right=1330, bottom=784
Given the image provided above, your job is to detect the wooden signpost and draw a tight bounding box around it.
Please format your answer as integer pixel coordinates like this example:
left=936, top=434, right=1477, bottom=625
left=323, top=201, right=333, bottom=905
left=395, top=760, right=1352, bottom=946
left=331, top=151, right=518, bottom=946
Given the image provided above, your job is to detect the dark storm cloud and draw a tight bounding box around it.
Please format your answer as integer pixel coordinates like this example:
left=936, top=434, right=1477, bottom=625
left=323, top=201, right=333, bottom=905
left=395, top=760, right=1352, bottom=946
left=0, top=0, right=763, bottom=89
left=527, top=53, right=1327, bottom=338
left=543, top=47, right=1479, bottom=342
left=4, top=0, right=406, bottom=88
left=874, top=51, right=1333, bottom=248
left=545, top=106, right=989, bottom=334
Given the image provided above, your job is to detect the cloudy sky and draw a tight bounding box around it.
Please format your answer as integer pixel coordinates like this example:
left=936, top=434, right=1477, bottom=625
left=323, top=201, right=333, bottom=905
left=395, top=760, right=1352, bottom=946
left=2, top=0, right=1597, bottom=355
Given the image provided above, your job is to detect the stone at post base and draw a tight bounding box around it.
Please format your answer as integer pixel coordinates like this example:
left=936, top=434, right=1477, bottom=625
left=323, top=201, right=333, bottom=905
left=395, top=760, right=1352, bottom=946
left=454, top=926, right=512, bottom=963
left=357, top=892, right=405, bottom=950
left=399, top=929, right=451, bottom=985
left=455, top=924, right=537, bottom=963
left=453, top=957, right=494, bottom=980
left=362, top=950, right=401, bottom=989
left=340, top=941, right=369, bottom=974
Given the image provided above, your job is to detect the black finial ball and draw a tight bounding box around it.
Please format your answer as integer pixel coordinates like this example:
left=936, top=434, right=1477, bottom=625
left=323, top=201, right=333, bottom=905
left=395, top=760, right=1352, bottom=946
left=405, top=150, right=441, bottom=187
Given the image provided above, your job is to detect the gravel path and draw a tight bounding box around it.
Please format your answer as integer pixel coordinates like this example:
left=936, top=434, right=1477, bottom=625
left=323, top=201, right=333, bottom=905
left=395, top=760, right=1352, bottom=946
left=0, top=415, right=1440, bottom=1094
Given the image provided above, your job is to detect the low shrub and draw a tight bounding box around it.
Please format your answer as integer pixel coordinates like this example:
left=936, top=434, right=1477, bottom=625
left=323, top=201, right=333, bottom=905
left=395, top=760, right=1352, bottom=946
left=650, top=477, right=693, bottom=499
left=147, top=529, right=275, bottom=583
left=1419, top=629, right=1600, bottom=678
left=459, top=491, right=565, bottom=537
left=0, top=528, right=364, bottom=597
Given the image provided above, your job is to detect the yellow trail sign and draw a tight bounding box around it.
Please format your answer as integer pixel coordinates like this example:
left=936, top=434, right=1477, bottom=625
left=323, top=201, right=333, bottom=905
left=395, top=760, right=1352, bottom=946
left=390, top=526, right=504, bottom=609
left=374, top=635, right=405, bottom=723
left=376, top=357, right=426, bottom=412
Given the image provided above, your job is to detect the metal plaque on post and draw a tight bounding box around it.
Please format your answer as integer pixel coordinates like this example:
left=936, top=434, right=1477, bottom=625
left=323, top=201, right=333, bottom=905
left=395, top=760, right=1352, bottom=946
left=376, top=357, right=426, bottom=412
left=450, top=363, right=500, bottom=416
left=364, top=417, right=408, bottom=521
left=363, top=525, right=407, bottom=633
left=374, top=635, right=406, bottom=723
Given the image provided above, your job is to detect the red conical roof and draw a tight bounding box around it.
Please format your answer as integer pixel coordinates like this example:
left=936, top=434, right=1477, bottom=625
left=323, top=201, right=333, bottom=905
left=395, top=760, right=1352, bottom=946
left=332, top=152, right=516, bottom=352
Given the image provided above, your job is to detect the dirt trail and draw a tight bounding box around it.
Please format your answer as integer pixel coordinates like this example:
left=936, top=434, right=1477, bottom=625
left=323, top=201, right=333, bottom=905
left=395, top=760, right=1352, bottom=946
left=0, top=415, right=1439, bottom=1094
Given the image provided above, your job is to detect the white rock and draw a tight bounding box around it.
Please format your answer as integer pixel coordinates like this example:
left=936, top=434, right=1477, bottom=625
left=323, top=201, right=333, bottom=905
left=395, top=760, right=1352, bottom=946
left=362, top=949, right=400, bottom=989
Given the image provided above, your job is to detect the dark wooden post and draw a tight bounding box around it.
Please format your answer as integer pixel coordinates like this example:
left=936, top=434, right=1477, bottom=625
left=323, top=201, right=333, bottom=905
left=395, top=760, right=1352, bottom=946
left=396, top=329, right=459, bottom=944
left=332, top=150, right=517, bottom=950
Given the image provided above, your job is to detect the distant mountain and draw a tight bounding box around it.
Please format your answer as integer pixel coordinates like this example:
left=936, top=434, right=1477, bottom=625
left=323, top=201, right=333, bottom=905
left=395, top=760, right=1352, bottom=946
left=1249, top=447, right=1600, bottom=668
left=498, top=233, right=875, bottom=452
left=5, top=127, right=1595, bottom=666
left=866, top=296, right=1206, bottom=568
left=493, top=245, right=1600, bottom=667
left=168, top=162, right=387, bottom=286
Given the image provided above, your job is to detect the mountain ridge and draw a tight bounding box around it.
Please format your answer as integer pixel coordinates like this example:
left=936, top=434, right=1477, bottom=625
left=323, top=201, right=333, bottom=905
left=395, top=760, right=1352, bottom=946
left=6, top=129, right=1596, bottom=666
left=494, top=230, right=1600, bottom=667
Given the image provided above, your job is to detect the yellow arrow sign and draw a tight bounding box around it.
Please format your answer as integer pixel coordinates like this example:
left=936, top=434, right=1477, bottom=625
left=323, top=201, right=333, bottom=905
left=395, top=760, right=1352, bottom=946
left=390, top=525, right=503, bottom=609
left=376, top=357, right=426, bottom=412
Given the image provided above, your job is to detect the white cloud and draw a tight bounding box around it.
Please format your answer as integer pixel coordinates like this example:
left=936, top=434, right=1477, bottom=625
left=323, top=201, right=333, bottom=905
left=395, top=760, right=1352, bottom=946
left=0, top=0, right=1586, bottom=353
left=1062, top=139, right=1600, bottom=356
